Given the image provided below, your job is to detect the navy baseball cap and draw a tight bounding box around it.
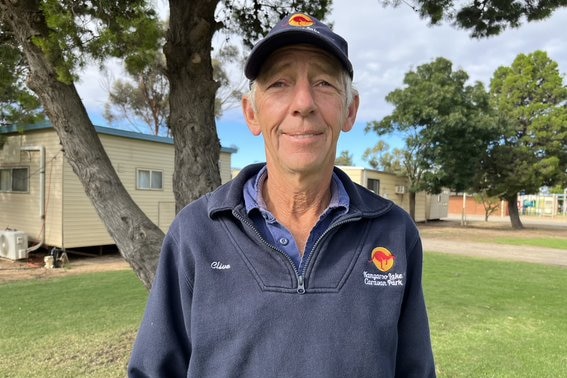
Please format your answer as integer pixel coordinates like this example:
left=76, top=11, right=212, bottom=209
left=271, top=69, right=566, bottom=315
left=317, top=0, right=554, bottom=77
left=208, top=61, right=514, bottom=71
left=244, top=13, right=353, bottom=80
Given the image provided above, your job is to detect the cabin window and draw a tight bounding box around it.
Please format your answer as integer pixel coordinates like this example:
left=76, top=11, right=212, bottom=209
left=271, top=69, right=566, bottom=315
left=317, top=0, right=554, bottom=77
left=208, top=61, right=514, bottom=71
left=367, top=178, right=380, bottom=194
left=0, top=167, right=29, bottom=193
left=137, top=169, right=163, bottom=190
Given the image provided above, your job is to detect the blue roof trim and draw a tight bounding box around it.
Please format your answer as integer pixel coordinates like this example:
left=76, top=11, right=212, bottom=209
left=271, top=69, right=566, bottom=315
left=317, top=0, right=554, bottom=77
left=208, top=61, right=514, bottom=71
left=0, top=121, right=51, bottom=134
left=0, top=122, right=238, bottom=154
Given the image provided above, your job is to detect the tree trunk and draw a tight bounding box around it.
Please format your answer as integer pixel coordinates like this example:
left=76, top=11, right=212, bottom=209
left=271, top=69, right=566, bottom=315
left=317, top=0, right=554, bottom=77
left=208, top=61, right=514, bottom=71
left=166, top=0, right=222, bottom=212
left=409, top=191, right=416, bottom=221
left=506, top=193, right=524, bottom=229
left=1, top=0, right=163, bottom=289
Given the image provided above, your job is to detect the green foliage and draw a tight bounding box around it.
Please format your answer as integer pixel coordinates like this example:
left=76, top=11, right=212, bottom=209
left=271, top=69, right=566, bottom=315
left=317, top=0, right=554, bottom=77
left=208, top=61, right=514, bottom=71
left=104, top=35, right=244, bottom=134
left=1, top=1, right=161, bottom=125
left=335, top=150, right=354, bottom=165
left=549, top=184, right=566, bottom=194
left=104, top=53, right=169, bottom=136
left=33, top=0, right=161, bottom=83
left=473, top=190, right=501, bottom=221
left=0, top=28, right=44, bottom=126
left=366, top=57, right=498, bottom=193
left=482, top=51, right=567, bottom=198
left=220, top=0, right=332, bottom=47
left=384, top=0, right=567, bottom=37
left=363, top=141, right=406, bottom=175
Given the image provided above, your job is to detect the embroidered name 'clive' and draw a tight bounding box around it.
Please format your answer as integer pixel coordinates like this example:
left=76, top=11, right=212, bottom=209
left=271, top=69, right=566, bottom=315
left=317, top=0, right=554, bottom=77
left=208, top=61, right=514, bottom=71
left=211, top=261, right=231, bottom=270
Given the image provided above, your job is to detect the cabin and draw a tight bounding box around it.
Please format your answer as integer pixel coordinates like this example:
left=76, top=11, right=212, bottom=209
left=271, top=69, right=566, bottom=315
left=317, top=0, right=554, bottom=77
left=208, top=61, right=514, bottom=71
left=0, top=122, right=237, bottom=256
left=337, top=166, right=449, bottom=222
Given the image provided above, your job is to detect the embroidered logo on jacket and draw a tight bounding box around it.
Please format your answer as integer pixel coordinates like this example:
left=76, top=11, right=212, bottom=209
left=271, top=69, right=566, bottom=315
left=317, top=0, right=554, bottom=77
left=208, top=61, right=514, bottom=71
left=370, top=247, right=395, bottom=272
left=363, top=247, right=404, bottom=287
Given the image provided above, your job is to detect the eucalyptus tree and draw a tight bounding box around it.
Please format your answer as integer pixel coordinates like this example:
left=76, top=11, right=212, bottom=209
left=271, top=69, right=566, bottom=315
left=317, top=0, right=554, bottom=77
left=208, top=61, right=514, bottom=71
left=482, top=51, right=567, bottom=229
left=103, top=38, right=244, bottom=137
left=104, top=53, right=170, bottom=136
left=367, top=57, right=498, bottom=220
left=363, top=140, right=421, bottom=219
left=335, top=150, right=354, bottom=166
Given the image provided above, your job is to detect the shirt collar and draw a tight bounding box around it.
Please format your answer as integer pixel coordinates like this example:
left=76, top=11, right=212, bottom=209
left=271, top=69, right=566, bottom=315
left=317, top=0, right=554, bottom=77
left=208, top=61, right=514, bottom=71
left=243, top=166, right=350, bottom=215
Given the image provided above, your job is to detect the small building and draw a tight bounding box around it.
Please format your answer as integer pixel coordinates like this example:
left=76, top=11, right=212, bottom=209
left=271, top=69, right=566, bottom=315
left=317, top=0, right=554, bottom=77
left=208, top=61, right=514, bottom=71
left=448, top=192, right=567, bottom=218
left=338, top=166, right=449, bottom=222
left=0, top=122, right=237, bottom=252
left=448, top=194, right=507, bottom=218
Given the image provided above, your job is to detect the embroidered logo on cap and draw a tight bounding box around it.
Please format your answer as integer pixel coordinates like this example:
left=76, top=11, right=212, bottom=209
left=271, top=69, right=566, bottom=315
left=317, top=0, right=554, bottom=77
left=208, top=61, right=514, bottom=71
left=370, top=247, right=395, bottom=273
left=289, top=13, right=315, bottom=27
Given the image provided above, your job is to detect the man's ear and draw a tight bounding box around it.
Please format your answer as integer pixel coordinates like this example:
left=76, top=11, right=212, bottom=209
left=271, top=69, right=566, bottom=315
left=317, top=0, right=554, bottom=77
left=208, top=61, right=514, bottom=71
left=242, top=96, right=262, bottom=136
left=342, top=94, right=360, bottom=132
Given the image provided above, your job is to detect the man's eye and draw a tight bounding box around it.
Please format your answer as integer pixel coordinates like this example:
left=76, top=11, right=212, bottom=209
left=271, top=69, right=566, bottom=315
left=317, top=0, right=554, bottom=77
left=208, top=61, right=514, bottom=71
left=267, top=81, right=286, bottom=88
left=315, top=80, right=336, bottom=88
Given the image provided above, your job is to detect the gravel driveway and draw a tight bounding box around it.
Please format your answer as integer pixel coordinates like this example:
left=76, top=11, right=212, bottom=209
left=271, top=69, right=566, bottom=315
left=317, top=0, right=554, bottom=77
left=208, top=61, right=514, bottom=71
left=422, top=238, right=567, bottom=267
left=419, top=215, right=567, bottom=267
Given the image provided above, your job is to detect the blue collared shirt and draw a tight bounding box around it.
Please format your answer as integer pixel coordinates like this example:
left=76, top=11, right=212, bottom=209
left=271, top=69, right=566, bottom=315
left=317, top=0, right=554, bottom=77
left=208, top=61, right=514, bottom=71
left=243, top=166, right=349, bottom=272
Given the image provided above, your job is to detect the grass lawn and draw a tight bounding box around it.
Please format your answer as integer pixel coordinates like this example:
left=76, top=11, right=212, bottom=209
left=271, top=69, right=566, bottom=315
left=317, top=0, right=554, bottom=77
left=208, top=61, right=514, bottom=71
left=493, top=237, right=567, bottom=250
left=0, top=270, right=148, bottom=378
left=424, top=253, right=567, bottom=377
left=1, top=254, right=566, bottom=377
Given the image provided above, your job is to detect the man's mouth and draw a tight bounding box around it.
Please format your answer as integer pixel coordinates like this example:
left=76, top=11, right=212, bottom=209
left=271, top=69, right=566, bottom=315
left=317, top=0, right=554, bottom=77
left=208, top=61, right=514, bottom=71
left=288, top=133, right=321, bottom=138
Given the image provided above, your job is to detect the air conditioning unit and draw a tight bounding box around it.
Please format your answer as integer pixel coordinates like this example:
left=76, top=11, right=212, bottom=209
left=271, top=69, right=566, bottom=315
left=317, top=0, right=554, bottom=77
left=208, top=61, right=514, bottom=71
left=395, top=185, right=406, bottom=194
left=0, top=231, right=28, bottom=260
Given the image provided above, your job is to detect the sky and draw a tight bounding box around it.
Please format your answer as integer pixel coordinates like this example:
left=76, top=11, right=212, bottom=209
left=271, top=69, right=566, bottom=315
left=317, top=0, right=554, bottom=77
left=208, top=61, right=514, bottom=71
left=76, top=0, right=567, bottom=169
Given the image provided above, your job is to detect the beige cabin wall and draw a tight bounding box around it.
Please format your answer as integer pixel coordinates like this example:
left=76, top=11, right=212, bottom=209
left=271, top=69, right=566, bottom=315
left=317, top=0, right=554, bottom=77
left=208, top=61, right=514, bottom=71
left=0, top=130, right=64, bottom=247
left=62, top=134, right=176, bottom=248
left=219, top=153, right=233, bottom=184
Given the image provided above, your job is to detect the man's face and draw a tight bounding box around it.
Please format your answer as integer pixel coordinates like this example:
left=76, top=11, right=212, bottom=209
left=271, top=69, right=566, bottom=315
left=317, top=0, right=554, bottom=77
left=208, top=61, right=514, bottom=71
left=242, top=45, right=359, bottom=177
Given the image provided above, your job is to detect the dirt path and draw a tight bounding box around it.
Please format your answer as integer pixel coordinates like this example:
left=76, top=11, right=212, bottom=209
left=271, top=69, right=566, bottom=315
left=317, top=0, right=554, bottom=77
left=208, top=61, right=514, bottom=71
left=422, top=239, right=567, bottom=267
left=1, top=216, right=566, bottom=284
left=0, top=254, right=130, bottom=284
left=419, top=216, right=567, bottom=267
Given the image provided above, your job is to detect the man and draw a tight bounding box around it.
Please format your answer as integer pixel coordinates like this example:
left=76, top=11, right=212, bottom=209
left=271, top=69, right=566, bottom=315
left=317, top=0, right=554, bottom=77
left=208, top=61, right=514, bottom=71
left=129, top=12, right=436, bottom=377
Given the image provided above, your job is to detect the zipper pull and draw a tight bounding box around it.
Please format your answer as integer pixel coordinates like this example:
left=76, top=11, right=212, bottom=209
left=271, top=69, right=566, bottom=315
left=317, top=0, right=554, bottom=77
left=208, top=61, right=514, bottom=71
left=297, top=275, right=305, bottom=294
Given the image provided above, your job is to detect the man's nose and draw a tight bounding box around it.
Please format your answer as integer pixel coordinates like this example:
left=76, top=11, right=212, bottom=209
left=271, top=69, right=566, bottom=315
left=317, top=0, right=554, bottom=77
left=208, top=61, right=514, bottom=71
left=291, top=80, right=317, bottom=117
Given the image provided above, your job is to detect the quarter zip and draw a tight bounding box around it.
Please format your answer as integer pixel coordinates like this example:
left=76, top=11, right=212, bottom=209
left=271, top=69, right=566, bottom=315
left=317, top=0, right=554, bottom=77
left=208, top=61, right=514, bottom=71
left=234, top=209, right=361, bottom=295
left=233, top=209, right=305, bottom=293
left=300, top=215, right=361, bottom=277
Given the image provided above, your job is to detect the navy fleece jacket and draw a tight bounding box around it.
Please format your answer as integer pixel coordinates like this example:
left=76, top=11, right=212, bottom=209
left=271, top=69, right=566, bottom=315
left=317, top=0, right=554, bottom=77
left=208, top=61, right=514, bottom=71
left=128, top=164, right=436, bottom=377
